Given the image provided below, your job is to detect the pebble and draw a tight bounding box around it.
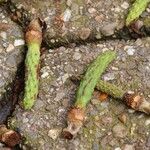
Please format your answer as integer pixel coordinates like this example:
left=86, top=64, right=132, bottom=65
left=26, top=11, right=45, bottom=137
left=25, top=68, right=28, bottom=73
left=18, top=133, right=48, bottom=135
left=0, top=31, right=7, bottom=39
left=62, top=9, right=71, bottom=22
left=88, top=8, right=97, bottom=14
left=79, top=27, right=91, bottom=40
left=41, top=72, right=49, bottom=78
left=66, top=0, right=72, bottom=7
left=115, top=147, right=121, bottom=150
left=123, top=144, right=135, bottom=150
left=6, top=44, right=14, bottom=52
left=101, top=23, right=117, bottom=36
left=145, top=119, right=150, bottom=126
left=62, top=73, right=69, bottom=83
left=118, top=113, right=127, bottom=124
left=124, top=46, right=135, bottom=55
left=146, top=136, right=150, bottom=147
left=127, top=49, right=135, bottom=56
left=14, top=39, right=25, bottom=46
left=135, top=38, right=143, bottom=46
left=91, top=99, right=100, bottom=105
left=73, top=52, right=81, bottom=60
left=48, top=128, right=61, bottom=140
left=6, top=55, right=16, bottom=67
left=103, top=72, right=115, bottom=81
left=121, top=2, right=129, bottom=9
left=112, top=124, right=127, bottom=138
left=101, top=116, right=113, bottom=125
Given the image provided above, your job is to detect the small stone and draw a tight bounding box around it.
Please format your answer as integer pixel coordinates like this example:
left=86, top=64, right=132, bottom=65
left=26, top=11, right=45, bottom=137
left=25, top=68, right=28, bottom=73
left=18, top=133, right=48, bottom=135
left=101, top=23, right=117, bottom=36
left=121, top=2, right=129, bottom=9
left=62, top=73, right=69, bottom=83
left=135, top=39, right=143, bottom=46
left=101, top=116, right=113, bottom=125
left=145, top=119, right=150, bottom=126
left=123, top=144, right=135, bottom=150
left=79, top=28, right=91, bottom=40
left=119, top=113, right=127, bottom=124
left=0, top=31, right=7, bottom=39
left=127, top=48, right=135, bottom=55
left=112, top=124, right=127, bottom=138
left=6, top=55, right=16, bottom=67
left=54, top=91, right=65, bottom=101
left=114, top=7, right=121, bottom=12
left=48, top=128, right=61, bottom=140
left=111, top=66, right=118, bottom=71
left=62, top=9, right=71, bottom=22
left=91, top=99, right=100, bottom=105
left=103, top=72, right=115, bottom=81
left=146, top=136, right=150, bottom=147
left=115, top=147, right=121, bottom=150
left=41, top=72, right=49, bottom=78
left=22, top=117, right=29, bottom=123
left=14, top=39, right=25, bottom=46
left=95, top=15, right=104, bottom=23
left=66, top=0, right=72, bottom=7
left=6, top=44, right=14, bottom=52
left=88, top=8, right=97, bottom=14
left=73, top=52, right=81, bottom=60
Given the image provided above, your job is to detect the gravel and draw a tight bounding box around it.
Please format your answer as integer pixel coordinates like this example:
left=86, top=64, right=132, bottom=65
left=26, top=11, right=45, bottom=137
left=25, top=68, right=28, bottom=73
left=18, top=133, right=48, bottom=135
left=8, top=38, right=150, bottom=149
left=0, top=8, right=24, bottom=100
left=0, top=1, right=150, bottom=149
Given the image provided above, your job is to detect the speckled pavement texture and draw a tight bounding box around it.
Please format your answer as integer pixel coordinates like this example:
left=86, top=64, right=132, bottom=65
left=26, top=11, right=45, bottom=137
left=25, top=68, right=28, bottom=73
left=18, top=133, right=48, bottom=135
left=0, top=0, right=150, bottom=150
left=10, top=38, right=150, bottom=150
left=0, top=7, right=24, bottom=108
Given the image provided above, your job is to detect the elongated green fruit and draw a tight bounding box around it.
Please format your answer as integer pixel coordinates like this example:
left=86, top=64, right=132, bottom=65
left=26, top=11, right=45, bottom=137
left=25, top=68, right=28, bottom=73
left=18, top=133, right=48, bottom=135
left=75, top=51, right=116, bottom=108
left=96, top=80, right=150, bottom=114
left=126, top=0, right=150, bottom=26
left=63, top=51, right=116, bottom=139
left=96, top=80, right=124, bottom=99
left=23, top=19, right=42, bottom=110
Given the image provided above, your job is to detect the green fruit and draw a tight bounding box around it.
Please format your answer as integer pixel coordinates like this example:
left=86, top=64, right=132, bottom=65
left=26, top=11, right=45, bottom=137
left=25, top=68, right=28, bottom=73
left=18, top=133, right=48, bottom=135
left=23, top=19, right=42, bottom=110
left=126, top=0, right=150, bottom=26
left=75, top=51, right=116, bottom=108
left=96, top=80, right=124, bottom=99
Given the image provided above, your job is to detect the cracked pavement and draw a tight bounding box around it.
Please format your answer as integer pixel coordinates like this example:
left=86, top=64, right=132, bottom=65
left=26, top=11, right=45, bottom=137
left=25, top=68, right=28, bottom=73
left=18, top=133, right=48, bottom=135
left=0, top=0, right=150, bottom=149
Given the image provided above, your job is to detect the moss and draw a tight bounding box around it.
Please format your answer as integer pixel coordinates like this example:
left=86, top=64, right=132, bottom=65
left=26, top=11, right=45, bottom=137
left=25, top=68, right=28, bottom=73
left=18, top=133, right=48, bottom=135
left=144, top=18, right=150, bottom=27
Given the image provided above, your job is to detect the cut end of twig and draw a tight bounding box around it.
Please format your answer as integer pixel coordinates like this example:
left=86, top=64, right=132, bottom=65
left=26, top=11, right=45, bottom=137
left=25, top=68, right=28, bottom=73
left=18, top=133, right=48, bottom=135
left=25, top=18, right=43, bottom=44
left=63, top=107, right=85, bottom=140
left=123, top=91, right=150, bottom=114
left=0, top=125, right=21, bottom=147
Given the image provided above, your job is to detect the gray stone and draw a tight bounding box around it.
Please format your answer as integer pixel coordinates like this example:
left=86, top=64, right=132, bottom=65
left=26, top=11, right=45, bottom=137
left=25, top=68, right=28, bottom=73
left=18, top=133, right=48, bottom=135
left=73, top=52, right=82, bottom=60
left=123, top=144, right=135, bottom=150
left=112, top=124, right=127, bottom=138
left=48, top=128, right=62, bottom=140
left=101, top=23, right=117, bottom=36
left=79, top=28, right=91, bottom=40
left=14, top=39, right=25, bottom=47
left=103, top=72, right=115, bottom=81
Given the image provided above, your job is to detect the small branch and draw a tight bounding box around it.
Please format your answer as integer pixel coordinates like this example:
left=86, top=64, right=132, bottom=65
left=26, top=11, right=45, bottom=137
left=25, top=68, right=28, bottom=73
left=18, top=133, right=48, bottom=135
left=63, top=51, right=116, bottom=139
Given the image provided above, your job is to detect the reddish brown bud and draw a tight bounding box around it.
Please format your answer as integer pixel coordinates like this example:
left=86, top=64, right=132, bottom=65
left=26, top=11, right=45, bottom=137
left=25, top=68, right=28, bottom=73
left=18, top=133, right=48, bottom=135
left=0, top=125, right=21, bottom=147
left=25, top=18, right=43, bottom=44
left=63, top=107, right=85, bottom=140
left=123, top=92, right=143, bottom=109
left=123, top=91, right=150, bottom=114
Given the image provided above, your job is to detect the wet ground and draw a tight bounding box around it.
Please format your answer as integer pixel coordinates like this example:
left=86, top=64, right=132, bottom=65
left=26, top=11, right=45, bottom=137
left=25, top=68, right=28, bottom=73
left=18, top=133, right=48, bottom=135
left=0, top=0, right=150, bottom=150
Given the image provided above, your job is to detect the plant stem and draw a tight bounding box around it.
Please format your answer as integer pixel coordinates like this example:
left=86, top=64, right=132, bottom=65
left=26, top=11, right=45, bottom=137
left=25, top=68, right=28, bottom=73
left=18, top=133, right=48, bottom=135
left=96, top=80, right=150, bottom=114
left=63, top=51, right=116, bottom=139
left=75, top=51, right=116, bottom=108
left=23, top=19, right=42, bottom=110
left=126, top=0, right=150, bottom=26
